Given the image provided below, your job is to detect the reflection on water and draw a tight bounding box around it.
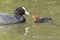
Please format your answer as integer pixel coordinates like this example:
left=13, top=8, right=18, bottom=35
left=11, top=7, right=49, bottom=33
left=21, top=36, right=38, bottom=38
left=0, top=22, right=59, bottom=40
left=0, top=25, right=12, bottom=33
left=0, top=22, right=31, bottom=40
left=0, top=22, right=29, bottom=35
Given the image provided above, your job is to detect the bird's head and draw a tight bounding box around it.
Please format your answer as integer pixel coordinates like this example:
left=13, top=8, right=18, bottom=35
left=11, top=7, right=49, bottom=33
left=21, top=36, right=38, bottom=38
left=32, top=15, right=39, bottom=21
left=14, top=7, right=30, bottom=16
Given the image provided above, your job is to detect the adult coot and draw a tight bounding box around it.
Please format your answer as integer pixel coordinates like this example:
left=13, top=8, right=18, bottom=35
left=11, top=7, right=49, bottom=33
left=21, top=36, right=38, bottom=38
left=0, top=7, right=30, bottom=24
left=32, top=16, right=52, bottom=23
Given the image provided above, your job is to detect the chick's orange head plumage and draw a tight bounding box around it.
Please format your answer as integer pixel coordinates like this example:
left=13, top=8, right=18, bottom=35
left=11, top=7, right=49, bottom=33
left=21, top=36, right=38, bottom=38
left=32, top=15, right=39, bottom=21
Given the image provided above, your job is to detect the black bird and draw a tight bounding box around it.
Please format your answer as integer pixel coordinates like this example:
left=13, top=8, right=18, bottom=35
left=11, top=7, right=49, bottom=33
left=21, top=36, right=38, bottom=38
left=0, top=7, right=30, bottom=24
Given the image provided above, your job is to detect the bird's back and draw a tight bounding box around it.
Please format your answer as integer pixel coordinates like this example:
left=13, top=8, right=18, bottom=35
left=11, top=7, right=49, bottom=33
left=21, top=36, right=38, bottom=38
left=0, top=14, right=24, bottom=24
left=34, top=17, right=52, bottom=23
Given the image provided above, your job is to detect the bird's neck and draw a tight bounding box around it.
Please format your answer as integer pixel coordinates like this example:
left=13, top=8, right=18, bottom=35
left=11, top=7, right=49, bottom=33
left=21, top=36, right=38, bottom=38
left=15, top=15, right=22, bottom=20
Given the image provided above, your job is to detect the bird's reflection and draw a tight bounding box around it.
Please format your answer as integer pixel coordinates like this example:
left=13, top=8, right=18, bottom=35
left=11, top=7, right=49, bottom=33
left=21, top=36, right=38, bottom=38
left=0, top=22, right=42, bottom=40
left=0, top=22, right=29, bottom=35
left=33, top=23, right=37, bottom=28
left=32, top=23, right=39, bottom=28
left=0, top=25, right=12, bottom=33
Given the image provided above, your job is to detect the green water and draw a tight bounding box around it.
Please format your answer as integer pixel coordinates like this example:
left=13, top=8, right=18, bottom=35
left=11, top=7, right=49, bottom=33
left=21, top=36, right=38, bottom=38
left=0, top=0, right=60, bottom=40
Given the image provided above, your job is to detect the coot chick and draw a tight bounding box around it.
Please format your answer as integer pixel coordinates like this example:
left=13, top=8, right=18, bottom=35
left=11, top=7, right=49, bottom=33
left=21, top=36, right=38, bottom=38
left=32, top=16, right=52, bottom=23
left=0, top=7, right=30, bottom=24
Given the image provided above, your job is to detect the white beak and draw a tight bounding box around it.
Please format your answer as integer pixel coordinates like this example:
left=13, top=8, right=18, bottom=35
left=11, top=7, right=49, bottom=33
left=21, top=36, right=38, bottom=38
left=22, top=7, right=30, bottom=15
